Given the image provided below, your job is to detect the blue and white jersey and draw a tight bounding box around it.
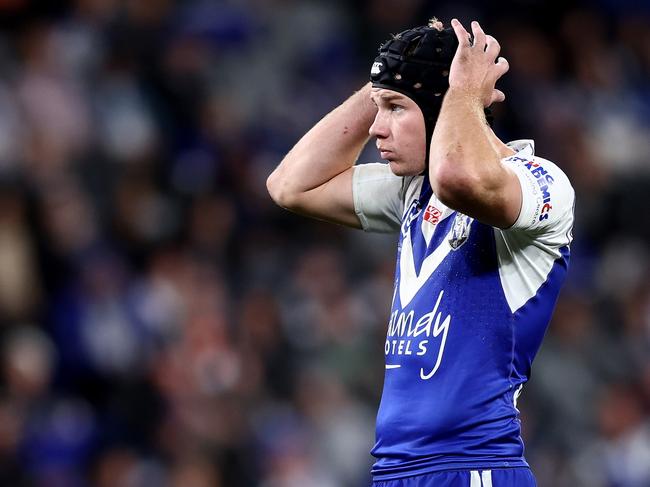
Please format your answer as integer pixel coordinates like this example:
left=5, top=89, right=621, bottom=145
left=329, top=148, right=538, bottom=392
left=352, top=140, right=575, bottom=481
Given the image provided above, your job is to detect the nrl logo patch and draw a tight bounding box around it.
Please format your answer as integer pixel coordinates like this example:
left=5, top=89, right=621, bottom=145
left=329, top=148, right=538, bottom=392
left=423, top=205, right=441, bottom=225
left=371, top=61, right=383, bottom=75
left=448, top=213, right=473, bottom=250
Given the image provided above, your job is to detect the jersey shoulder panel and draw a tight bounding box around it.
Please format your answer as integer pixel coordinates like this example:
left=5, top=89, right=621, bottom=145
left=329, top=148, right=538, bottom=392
left=353, top=162, right=407, bottom=233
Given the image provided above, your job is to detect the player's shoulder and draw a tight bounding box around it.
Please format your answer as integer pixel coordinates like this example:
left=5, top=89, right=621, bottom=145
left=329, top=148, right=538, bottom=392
left=504, top=139, right=574, bottom=192
left=354, top=161, right=412, bottom=201
left=353, top=162, right=414, bottom=233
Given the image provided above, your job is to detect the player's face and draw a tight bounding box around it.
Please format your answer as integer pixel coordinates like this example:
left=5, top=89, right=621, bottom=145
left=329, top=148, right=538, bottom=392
left=369, top=88, right=426, bottom=176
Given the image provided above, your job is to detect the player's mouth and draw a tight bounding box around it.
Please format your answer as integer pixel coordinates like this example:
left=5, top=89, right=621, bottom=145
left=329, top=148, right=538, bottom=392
left=379, top=148, right=393, bottom=159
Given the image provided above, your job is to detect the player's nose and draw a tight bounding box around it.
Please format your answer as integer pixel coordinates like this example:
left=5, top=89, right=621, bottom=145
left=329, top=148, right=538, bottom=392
left=369, top=112, right=389, bottom=139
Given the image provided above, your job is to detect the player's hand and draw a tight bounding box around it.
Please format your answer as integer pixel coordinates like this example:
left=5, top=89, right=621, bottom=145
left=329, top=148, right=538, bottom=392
left=448, top=19, right=509, bottom=107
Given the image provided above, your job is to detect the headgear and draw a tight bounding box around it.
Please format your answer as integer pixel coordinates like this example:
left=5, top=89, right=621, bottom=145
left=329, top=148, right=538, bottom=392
left=370, top=20, right=492, bottom=164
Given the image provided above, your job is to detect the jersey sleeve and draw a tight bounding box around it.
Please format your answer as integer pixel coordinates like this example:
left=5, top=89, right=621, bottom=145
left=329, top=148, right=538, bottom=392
left=352, top=162, right=404, bottom=233
left=495, top=153, right=575, bottom=313
left=504, top=154, right=575, bottom=246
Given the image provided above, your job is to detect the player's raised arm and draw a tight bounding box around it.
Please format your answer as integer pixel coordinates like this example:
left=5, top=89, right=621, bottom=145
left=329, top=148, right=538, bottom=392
left=428, top=19, right=522, bottom=229
left=266, top=83, right=377, bottom=228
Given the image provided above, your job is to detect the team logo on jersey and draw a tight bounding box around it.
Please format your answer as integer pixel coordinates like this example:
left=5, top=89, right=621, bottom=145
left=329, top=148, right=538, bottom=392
left=423, top=205, right=441, bottom=225
left=448, top=213, right=473, bottom=250
left=371, top=61, right=384, bottom=75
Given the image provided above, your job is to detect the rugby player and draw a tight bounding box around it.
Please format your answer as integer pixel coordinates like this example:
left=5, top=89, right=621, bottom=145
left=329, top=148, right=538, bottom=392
left=267, top=18, right=574, bottom=487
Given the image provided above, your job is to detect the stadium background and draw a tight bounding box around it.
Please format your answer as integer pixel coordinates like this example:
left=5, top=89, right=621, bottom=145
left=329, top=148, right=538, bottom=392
left=0, top=0, right=649, bottom=486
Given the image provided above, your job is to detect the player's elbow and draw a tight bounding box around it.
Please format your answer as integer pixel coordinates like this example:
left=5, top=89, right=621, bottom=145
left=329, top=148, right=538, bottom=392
left=266, top=168, right=298, bottom=209
left=266, top=170, right=286, bottom=207
left=431, top=161, right=481, bottom=209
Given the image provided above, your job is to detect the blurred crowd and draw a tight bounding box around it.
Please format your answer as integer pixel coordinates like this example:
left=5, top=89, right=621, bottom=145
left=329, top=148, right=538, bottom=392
left=0, top=0, right=649, bottom=486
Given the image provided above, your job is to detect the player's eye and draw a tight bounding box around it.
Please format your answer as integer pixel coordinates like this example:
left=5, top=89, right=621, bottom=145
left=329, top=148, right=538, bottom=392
left=390, top=104, right=404, bottom=112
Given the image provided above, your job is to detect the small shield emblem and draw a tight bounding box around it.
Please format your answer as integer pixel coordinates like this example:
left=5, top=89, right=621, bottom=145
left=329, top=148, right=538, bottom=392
left=448, top=213, right=473, bottom=250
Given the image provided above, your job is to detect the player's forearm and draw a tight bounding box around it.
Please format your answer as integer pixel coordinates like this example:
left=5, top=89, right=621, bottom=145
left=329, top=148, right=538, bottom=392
left=428, top=88, right=504, bottom=206
left=267, top=83, right=376, bottom=207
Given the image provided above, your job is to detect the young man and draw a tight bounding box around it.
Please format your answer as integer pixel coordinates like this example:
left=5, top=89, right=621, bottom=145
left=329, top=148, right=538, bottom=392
left=267, top=18, right=574, bottom=487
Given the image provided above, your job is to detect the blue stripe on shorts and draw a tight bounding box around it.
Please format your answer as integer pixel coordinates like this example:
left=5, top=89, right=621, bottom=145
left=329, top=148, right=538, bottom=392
left=372, top=468, right=537, bottom=487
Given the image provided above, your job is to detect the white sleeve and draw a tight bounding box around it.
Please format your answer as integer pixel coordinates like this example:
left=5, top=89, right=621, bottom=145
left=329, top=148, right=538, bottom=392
left=352, top=162, right=404, bottom=233
left=504, top=154, right=575, bottom=246
left=494, top=153, right=575, bottom=313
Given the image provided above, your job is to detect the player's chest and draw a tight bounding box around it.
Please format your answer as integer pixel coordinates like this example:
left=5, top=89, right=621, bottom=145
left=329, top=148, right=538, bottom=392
left=398, top=193, right=475, bottom=261
left=395, top=184, right=496, bottom=310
